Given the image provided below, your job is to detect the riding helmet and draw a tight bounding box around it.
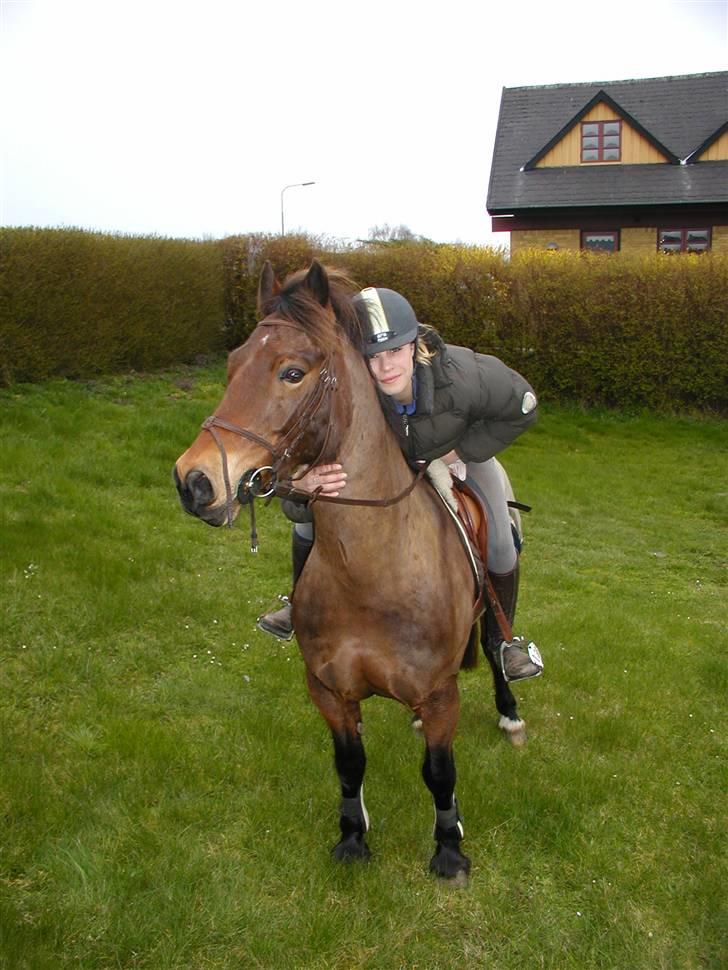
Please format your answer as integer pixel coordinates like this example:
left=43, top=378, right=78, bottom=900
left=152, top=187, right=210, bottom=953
left=354, top=287, right=419, bottom=356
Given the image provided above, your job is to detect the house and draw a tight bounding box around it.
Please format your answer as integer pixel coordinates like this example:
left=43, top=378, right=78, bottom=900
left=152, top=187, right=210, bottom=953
left=487, top=72, right=728, bottom=254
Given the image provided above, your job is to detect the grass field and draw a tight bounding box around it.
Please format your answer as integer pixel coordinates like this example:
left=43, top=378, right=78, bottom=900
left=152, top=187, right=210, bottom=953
left=1, top=364, right=726, bottom=970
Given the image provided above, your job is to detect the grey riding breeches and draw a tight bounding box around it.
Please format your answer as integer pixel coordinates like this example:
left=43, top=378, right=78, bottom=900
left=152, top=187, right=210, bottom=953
left=293, top=521, right=315, bottom=543
left=464, top=457, right=517, bottom=575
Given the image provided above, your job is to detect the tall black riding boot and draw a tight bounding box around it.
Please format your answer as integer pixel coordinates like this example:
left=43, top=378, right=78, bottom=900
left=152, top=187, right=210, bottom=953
left=485, top=566, right=543, bottom=682
left=256, top=529, right=313, bottom=640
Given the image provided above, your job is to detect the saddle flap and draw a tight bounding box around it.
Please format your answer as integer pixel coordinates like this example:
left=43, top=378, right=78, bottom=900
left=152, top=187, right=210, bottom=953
left=451, top=477, right=488, bottom=570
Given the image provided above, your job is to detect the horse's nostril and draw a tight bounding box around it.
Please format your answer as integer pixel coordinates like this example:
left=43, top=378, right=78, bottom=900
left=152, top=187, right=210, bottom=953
left=186, top=469, right=214, bottom=507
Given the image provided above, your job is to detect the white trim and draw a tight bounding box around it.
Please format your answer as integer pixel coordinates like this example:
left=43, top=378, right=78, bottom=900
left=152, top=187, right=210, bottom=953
left=359, top=287, right=389, bottom=337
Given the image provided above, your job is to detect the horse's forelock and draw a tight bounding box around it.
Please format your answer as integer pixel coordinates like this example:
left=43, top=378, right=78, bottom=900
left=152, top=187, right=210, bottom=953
left=263, top=266, right=365, bottom=356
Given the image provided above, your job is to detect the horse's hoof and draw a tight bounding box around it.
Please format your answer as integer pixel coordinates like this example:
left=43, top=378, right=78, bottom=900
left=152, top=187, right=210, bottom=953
left=410, top=713, right=423, bottom=733
left=331, top=833, right=371, bottom=863
left=498, top=715, right=527, bottom=746
left=429, top=844, right=471, bottom=882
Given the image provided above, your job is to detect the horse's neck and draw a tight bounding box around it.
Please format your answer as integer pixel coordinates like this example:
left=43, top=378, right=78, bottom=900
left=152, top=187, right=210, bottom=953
left=334, top=349, right=411, bottom=487
left=311, top=347, right=433, bottom=573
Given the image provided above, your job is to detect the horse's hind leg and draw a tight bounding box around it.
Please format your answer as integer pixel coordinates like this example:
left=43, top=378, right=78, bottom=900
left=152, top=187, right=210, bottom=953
left=417, top=677, right=470, bottom=882
left=481, top=626, right=527, bottom=746
left=305, top=670, right=370, bottom=862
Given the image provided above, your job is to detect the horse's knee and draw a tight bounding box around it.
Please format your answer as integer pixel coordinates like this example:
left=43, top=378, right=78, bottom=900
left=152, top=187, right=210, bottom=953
left=419, top=678, right=460, bottom=746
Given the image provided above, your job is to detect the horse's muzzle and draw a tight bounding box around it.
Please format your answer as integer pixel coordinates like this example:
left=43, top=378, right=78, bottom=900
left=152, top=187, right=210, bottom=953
left=173, top=465, right=227, bottom=526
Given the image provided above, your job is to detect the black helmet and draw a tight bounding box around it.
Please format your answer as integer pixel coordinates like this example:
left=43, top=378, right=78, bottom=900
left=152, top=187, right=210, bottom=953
left=354, top=287, right=419, bottom=357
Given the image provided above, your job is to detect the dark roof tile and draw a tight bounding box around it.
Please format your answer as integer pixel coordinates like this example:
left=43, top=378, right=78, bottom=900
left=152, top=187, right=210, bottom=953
left=488, top=72, right=728, bottom=212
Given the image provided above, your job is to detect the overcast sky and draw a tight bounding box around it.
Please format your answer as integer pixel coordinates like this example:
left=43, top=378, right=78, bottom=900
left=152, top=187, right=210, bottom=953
left=2, top=0, right=726, bottom=247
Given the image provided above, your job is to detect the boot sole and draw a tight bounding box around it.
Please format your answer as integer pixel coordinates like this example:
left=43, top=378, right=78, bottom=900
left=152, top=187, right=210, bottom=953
left=503, top=666, right=543, bottom=683
left=256, top=619, right=294, bottom=641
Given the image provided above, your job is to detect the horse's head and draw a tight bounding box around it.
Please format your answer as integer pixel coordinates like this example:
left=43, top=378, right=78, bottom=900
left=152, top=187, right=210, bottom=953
left=174, top=260, right=362, bottom=526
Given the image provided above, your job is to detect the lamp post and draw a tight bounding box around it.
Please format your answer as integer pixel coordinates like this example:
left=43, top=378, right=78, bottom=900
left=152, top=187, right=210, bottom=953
left=280, top=181, right=315, bottom=235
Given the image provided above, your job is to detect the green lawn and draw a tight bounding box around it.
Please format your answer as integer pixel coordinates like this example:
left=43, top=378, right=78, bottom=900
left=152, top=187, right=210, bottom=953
left=1, top=365, right=726, bottom=969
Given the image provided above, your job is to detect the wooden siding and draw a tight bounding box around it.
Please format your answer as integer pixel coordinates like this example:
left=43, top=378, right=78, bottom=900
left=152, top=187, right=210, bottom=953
left=510, top=225, right=728, bottom=253
left=536, top=102, right=669, bottom=167
left=713, top=225, right=728, bottom=252
left=510, top=229, right=580, bottom=252
left=621, top=228, right=657, bottom=253
left=697, top=129, right=728, bottom=161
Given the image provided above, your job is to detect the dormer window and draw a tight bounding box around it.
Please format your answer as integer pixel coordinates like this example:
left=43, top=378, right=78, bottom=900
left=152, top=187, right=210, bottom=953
left=581, top=120, right=621, bottom=162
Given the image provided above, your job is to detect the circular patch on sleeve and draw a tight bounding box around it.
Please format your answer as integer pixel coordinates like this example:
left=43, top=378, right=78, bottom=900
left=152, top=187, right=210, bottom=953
left=521, top=391, right=538, bottom=414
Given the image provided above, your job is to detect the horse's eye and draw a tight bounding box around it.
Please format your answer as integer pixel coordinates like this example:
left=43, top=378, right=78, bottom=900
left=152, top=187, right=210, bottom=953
left=281, top=367, right=305, bottom=384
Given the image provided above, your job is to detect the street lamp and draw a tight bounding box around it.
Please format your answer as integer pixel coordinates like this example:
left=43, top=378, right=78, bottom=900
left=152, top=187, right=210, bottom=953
left=280, top=181, right=315, bottom=235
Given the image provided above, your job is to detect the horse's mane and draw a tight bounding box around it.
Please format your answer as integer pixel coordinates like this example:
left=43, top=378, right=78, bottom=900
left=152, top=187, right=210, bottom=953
left=260, top=265, right=366, bottom=357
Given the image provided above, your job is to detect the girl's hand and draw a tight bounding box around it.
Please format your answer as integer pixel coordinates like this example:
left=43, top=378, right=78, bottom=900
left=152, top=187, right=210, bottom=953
left=441, top=450, right=466, bottom=481
left=297, top=463, right=347, bottom=496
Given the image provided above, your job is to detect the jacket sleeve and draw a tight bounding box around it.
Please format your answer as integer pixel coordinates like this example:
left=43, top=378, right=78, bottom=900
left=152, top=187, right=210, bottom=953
left=455, top=352, right=538, bottom=464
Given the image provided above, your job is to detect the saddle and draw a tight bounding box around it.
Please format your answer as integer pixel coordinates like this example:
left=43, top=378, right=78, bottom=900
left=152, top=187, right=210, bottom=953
left=449, top=477, right=489, bottom=623
left=439, top=474, right=516, bottom=643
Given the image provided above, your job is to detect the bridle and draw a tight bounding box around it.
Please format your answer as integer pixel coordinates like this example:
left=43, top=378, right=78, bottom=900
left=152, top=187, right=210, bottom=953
left=200, top=319, right=338, bottom=540
left=199, top=318, right=427, bottom=549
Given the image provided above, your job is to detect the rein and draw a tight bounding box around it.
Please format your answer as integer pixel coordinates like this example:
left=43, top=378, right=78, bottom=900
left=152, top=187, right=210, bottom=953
left=200, top=318, right=427, bottom=549
left=274, top=466, right=428, bottom=509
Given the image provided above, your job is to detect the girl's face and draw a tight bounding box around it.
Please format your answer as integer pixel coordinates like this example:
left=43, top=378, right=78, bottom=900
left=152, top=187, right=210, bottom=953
left=368, top=343, right=416, bottom=404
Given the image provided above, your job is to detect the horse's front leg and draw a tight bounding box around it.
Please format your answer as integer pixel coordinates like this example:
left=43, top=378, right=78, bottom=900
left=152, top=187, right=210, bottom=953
left=417, top=677, right=470, bottom=881
left=305, top=670, right=370, bottom=863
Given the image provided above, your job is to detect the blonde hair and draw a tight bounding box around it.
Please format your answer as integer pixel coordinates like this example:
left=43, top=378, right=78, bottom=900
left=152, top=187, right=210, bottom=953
left=415, top=323, right=437, bottom=366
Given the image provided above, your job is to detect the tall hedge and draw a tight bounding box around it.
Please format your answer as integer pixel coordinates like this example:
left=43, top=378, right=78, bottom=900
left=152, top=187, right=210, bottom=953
left=2, top=228, right=726, bottom=411
left=0, top=227, right=225, bottom=384
left=221, top=234, right=728, bottom=412
left=503, top=249, right=728, bottom=411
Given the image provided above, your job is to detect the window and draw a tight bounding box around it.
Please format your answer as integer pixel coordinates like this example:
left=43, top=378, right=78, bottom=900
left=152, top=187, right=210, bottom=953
left=581, top=120, right=621, bottom=162
left=581, top=231, right=619, bottom=253
left=658, top=229, right=711, bottom=253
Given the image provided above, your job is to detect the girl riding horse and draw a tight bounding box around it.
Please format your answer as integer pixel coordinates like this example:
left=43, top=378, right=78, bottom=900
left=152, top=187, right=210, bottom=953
left=258, top=283, right=543, bottom=683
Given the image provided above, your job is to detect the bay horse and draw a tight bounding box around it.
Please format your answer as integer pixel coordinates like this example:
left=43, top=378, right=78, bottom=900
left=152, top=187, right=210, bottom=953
left=174, top=261, right=527, bottom=879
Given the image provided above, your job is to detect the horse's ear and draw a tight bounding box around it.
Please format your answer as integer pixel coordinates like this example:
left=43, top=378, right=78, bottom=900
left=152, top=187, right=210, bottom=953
left=257, top=260, right=279, bottom=313
left=304, top=260, right=330, bottom=307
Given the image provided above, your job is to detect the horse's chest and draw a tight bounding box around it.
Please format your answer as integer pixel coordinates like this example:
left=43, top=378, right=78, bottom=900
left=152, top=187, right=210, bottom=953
left=295, top=610, right=463, bottom=705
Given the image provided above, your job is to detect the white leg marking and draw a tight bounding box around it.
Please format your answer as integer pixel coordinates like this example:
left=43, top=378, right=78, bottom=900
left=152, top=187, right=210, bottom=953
left=498, top=715, right=527, bottom=747
left=359, top=784, right=370, bottom=833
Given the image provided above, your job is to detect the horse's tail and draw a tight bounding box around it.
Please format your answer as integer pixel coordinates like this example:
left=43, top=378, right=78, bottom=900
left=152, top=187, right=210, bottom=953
left=460, top=621, right=480, bottom=670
